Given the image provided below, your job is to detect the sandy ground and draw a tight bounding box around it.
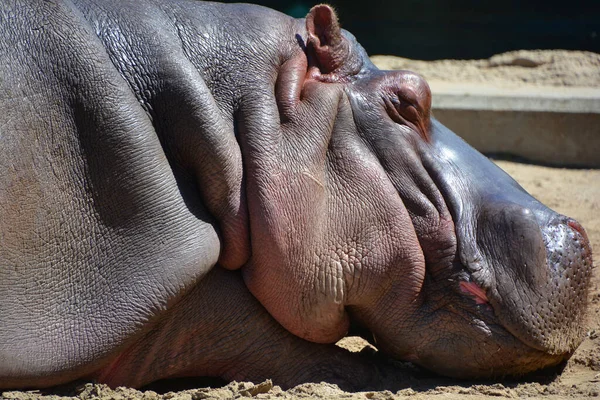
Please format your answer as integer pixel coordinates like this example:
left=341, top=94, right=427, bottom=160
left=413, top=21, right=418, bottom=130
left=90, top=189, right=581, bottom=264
left=371, top=50, right=600, bottom=88
left=3, top=51, right=599, bottom=399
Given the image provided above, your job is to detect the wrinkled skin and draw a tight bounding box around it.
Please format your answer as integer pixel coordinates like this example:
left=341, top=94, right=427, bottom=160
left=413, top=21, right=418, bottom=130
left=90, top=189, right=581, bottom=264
left=0, top=0, right=593, bottom=390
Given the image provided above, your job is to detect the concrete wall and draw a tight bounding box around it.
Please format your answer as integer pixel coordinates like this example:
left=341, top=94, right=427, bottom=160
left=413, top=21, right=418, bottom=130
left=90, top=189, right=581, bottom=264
left=429, top=83, right=600, bottom=167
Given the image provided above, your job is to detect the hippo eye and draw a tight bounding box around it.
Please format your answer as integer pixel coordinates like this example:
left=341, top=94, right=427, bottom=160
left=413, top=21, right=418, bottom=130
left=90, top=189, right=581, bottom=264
left=383, top=91, right=429, bottom=140
left=392, top=93, right=420, bottom=122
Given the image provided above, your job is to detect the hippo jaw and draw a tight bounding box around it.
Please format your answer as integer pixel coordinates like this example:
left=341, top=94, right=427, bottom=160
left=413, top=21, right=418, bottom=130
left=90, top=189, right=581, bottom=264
left=402, top=212, right=593, bottom=378
left=405, top=217, right=592, bottom=379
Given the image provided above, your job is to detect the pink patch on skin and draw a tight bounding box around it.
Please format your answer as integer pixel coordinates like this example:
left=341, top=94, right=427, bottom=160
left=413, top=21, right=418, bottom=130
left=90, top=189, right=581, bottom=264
left=460, top=281, right=489, bottom=305
left=568, top=219, right=588, bottom=240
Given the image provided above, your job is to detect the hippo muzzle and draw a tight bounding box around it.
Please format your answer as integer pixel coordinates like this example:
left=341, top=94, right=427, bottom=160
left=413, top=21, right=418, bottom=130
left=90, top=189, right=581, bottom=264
left=377, top=118, right=595, bottom=377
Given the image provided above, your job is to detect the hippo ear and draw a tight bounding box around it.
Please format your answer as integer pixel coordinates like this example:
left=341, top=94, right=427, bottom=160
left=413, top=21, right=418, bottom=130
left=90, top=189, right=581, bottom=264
left=305, top=4, right=349, bottom=75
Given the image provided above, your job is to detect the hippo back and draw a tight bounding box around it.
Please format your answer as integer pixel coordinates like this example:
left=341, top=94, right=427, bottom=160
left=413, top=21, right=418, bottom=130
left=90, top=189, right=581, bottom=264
left=0, top=0, right=289, bottom=385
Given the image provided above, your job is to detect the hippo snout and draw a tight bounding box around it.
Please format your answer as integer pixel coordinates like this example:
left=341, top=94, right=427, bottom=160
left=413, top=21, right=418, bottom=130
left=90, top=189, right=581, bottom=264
left=473, top=205, right=593, bottom=357
left=395, top=198, right=594, bottom=380
left=537, top=216, right=593, bottom=351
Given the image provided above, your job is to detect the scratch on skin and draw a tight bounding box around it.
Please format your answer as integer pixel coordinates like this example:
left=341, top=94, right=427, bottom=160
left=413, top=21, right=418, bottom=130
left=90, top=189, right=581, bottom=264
left=301, top=170, right=324, bottom=189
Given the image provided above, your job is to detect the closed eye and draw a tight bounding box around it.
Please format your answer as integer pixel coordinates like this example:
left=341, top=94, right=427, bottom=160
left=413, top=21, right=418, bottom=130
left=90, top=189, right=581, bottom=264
left=383, top=93, right=430, bottom=142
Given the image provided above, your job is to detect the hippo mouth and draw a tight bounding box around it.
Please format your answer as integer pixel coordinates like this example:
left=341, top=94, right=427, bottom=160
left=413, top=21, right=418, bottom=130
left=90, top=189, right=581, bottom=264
left=388, top=179, right=594, bottom=379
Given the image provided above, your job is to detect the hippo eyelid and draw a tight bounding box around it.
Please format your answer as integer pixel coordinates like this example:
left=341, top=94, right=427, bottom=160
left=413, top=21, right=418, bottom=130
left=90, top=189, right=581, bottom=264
left=383, top=94, right=430, bottom=142
left=396, top=88, right=418, bottom=108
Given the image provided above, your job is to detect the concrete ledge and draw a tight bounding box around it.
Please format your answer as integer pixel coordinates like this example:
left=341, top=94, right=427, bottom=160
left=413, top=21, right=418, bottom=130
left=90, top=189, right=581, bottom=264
left=428, top=82, right=600, bottom=167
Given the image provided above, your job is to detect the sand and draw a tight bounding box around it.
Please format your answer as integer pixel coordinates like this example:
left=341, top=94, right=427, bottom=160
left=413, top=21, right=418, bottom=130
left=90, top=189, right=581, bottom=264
left=3, top=50, right=599, bottom=399
left=371, top=50, right=600, bottom=88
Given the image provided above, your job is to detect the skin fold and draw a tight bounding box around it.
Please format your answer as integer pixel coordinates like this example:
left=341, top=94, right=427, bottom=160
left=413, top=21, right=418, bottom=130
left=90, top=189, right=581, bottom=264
left=0, top=0, right=593, bottom=390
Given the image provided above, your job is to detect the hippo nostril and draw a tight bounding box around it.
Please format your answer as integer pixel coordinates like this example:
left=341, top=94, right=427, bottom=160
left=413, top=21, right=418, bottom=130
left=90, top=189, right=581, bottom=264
left=567, top=219, right=588, bottom=241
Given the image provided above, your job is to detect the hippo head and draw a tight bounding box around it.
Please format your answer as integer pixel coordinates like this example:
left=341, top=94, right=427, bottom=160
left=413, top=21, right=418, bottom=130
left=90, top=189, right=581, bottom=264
left=237, top=5, right=594, bottom=378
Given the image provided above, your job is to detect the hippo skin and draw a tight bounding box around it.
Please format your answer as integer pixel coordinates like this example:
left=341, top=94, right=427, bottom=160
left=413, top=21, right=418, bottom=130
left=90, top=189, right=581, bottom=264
left=0, top=0, right=594, bottom=390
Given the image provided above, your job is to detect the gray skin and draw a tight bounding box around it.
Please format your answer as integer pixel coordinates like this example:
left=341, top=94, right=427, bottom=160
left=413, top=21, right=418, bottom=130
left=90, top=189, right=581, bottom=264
left=0, top=0, right=594, bottom=390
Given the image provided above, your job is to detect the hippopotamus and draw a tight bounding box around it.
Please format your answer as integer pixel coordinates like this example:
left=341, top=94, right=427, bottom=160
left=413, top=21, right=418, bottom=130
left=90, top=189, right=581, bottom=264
left=0, top=0, right=594, bottom=390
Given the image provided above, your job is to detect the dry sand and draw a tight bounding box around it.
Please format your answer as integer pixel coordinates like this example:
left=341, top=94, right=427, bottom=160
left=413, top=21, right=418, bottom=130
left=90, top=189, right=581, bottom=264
left=371, top=50, right=600, bottom=88
left=3, top=50, right=599, bottom=399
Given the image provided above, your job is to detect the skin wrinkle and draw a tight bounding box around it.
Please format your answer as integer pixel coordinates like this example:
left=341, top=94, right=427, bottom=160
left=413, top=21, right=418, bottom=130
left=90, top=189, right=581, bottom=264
left=346, top=89, right=452, bottom=330
left=240, top=55, right=364, bottom=342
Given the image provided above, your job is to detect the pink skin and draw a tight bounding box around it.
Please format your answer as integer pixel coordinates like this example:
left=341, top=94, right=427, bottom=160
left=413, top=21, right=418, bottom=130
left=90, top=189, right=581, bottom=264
left=460, top=281, right=489, bottom=305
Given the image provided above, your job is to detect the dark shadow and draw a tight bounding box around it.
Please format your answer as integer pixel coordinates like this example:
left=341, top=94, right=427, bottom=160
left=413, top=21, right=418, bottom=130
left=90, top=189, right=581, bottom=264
left=217, top=0, right=600, bottom=60
left=350, top=346, right=566, bottom=393
left=7, top=355, right=567, bottom=396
